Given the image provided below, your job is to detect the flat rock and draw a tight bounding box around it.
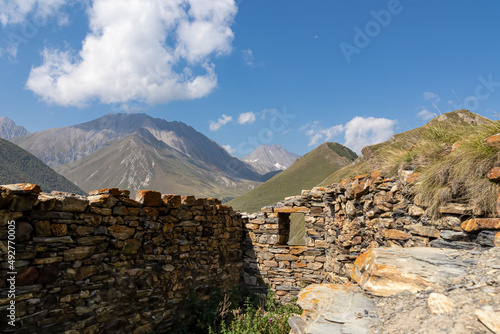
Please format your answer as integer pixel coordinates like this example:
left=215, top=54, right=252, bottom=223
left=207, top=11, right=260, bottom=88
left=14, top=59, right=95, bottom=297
left=439, top=230, right=470, bottom=241
left=292, top=284, right=378, bottom=334
left=476, top=230, right=498, bottom=247
left=475, top=309, right=500, bottom=334
left=351, top=247, right=472, bottom=296
left=427, top=293, right=454, bottom=315
left=2, top=183, right=42, bottom=194
left=50, top=192, right=89, bottom=212
left=430, top=239, right=479, bottom=250
left=462, top=218, right=500, bottom=232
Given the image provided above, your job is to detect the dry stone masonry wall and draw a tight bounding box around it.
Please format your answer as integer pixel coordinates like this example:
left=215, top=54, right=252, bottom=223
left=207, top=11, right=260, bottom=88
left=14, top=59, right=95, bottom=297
left=241, top=193, right=330, bottom=302
left=0, top=184, right=242, bottom=334
left=242, top=169, right=500, bottom=302
left=2, top=162, right=500, bottom=332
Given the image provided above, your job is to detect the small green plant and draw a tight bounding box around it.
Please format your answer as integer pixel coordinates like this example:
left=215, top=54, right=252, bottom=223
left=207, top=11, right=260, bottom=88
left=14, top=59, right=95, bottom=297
left=209, top=290, right=301, bottom=334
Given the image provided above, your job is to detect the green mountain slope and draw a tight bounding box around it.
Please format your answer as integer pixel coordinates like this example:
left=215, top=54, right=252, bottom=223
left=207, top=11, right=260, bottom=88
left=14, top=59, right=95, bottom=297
left=0, top=138, right=85, bottom=194
left=55, top=128, right=260, bottom=200
left=227, top=142, right=357, bottom=213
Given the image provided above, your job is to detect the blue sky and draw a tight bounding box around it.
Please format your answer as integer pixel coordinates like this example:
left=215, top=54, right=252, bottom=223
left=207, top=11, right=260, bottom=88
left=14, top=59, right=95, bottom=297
left=1, top=0, right=500, bottom=157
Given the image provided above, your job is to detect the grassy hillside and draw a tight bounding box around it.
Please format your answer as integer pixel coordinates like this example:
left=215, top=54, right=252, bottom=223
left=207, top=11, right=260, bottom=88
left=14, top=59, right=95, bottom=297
left=0, top=138, right=85, bottom=194
left=227, top=142, right=357, bottom=213
left=320, top=109, right=500, bottom=217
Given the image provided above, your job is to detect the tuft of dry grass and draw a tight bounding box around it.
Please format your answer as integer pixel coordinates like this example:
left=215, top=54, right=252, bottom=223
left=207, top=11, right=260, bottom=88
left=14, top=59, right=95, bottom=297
left=409, top=121, right=500, bottom=217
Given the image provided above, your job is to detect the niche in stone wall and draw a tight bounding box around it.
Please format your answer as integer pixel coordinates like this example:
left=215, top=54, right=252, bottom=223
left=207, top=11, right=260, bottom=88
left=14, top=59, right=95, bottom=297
left=277, top=212, right=306, bottom=246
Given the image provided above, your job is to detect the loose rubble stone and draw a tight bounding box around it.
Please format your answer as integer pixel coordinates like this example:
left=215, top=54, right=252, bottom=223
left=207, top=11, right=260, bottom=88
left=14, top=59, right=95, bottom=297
left=427, top=293, right=454, bottom=315
left=487, top=167, right=500, bottom=182
left=475, top=309, right=500, bottom=334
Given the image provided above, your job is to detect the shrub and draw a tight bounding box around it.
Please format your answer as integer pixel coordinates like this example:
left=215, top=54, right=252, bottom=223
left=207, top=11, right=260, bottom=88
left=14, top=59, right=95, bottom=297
left=209, top=290, right=301, bottom=334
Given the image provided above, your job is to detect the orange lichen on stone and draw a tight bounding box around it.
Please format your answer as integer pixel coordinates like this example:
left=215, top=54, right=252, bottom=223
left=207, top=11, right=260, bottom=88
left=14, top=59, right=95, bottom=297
left=352, top=173, right=369, bottom=180
left=485, top=133, right=500, bottom=147
left=89, top=188, right=120, bottom=196
left=352, top=181, right=369, bottom=198
left=487, top=167, right=500, bottom=182
left=382, top=229, right=410, bottom=240
left=2, top=183, right=42, bottom=194
left=370, top=170, right=383, bottom=179
left=339, top=178, right=351, bottom=188
left=461, top=218, right=500, bottom=232
left=274, top=206, right=309, bottom=213
left=494, top=232, right=500, bottom=247
left=406, top=172, right=421, bottom=184
left=135, top=190, right=162, bottom=207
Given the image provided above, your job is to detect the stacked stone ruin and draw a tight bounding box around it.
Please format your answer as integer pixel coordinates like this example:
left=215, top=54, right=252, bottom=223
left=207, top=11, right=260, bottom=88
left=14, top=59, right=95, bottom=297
left=1, top=153, right=500, bottom=332
left=0, top=185, right=242, bottom=333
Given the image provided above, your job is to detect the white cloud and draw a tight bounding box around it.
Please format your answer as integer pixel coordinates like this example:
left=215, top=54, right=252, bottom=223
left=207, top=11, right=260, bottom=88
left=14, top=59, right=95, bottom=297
left=241, top=48, right=254, bottom=66
left=222, top=144, right=235, bottom=154
left=26, top=0, right=238, bottom=107
left=301, top=121, right=344, bottom=147
left=423, top=91, right=440, bottom=102
left=0, top=0, right=66, bottom=26
left=238, top=111, right=256, bottom=125
left=343, top=117, right=396, bottom=154
left=302, top=116, right=396, bottom=154
left=209, top=114, right=232, bottom=131
left=417, top=109, right=436, bottom=121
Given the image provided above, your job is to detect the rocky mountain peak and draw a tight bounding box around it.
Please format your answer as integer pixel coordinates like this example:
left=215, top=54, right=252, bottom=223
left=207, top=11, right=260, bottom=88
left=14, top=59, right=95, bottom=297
left=0, top=117, right=29, bottom=139
left=242, top=144, right=300, bottom=174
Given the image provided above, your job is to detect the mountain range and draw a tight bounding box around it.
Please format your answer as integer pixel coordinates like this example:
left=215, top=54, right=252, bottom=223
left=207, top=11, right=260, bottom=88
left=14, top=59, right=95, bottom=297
left=9, top=113, right=302, bottom=201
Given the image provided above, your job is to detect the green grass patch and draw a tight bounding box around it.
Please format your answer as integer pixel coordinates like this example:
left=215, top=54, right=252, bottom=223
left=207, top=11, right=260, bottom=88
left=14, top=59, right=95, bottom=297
left=209, top=290, right=302, bottom=334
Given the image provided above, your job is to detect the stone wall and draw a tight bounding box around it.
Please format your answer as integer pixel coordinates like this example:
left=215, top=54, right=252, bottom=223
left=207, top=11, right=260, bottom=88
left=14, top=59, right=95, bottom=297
left=242, top=169, right=500, bottom=302
left=324, top=170, right=500, bottom=282
left=241, top=189, right=331, bottom=302
left=0, top=184, right=243, bottom=334
left=2, top=166, right=500, bottom=332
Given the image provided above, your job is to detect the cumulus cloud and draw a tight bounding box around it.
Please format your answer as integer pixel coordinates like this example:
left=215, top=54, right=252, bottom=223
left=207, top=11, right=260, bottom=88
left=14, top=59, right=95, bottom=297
left=417, top=109, right=436, bottom=121
left=301, top=122, right=344, bottom=147
left=302, top=116, right=396, bottom=154
left=423, top=91, right=440, bottom=102
left=26, top=0, right=238, bottom=107
left=209, top=114, right=232, bottom=131
left=0, top=0, right=66, bottom=26
left=343, top=117, right=396, bottom=154
left=222, top=144, right=235, bottom=154
left=241, top=48, right=254, bottom=66
left=238, top=111, right=256, bottom=125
